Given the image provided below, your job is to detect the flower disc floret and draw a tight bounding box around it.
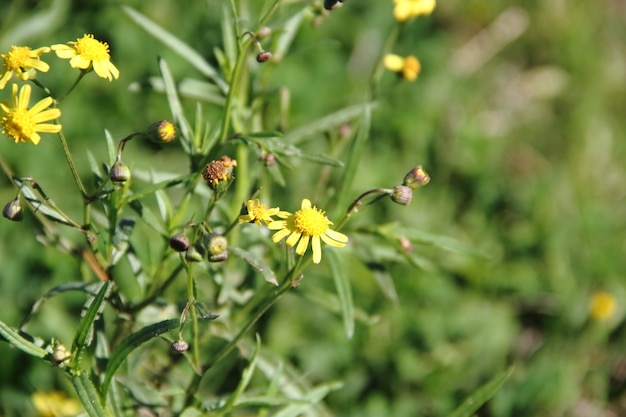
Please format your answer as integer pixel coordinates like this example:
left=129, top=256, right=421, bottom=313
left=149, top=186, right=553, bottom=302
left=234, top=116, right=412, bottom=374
left=393, top=0, right=436, bottom=22
left=238, top=199, right=281, bottom=226
left=1, top=84, right=61, bottom=145
left=0, top=46, right=51, bottom=89
left=268, top=199, right=348, bottom=264
left=52, top=34, right=119, bottom=81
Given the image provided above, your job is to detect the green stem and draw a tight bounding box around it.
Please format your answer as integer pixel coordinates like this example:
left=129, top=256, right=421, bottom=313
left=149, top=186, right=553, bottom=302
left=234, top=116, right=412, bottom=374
left=57, top=130, right=87, bottom=198
left=57, top=71, right=88, bottom=103
left=184, top=262, right=201, bottom=368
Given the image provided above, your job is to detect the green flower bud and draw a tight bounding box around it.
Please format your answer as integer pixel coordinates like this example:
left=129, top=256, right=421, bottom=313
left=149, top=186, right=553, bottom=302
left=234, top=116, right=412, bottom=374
left=185, top=245, right=204, bottom=262
left=3, top=198, right=23, bottom=221
left=206, top=233, right=228, bottom=263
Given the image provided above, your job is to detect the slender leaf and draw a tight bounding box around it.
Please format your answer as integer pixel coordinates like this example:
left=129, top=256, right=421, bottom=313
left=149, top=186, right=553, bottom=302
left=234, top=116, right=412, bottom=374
left=222, top=335, right=261, bottom=413
left=273, top=381, right=343, bottom=417
left=158, top=57, right=193, bottom=152
left=128, top=200, right=168, bottom=236
left=129, top=77, right=225, bottom=106
left=72, top=281, right=111, bottom=358
left=122, top=6, right=227, bottom=91
left=391, top=226, right=490, bottom=260
left=0, top=321, right=47, bottom=358
left=101, top=319, right=179, bottom=397
left=448, top=366, right=515, bottom=417
left=326, top=250, right=354, bottom=339
left=229, top=247, right=278, bottom=286
left=72, top=371, right=111, bottom=417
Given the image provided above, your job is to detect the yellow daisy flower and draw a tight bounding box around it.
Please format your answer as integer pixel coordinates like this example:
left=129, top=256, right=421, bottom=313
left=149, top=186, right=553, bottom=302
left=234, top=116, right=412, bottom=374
left=31, top=391, right=82, bottom=417
left=0, top=45, right=51, bottom=89
left=384, top=54, right=421, bottom=81
left=393, top=0, right=436, bottom=22
left=1, top=83, right=61, bottom=145
left=238, top=199, right=283, bottom=226
left=51, top=34, right=119, bottom=81
left=268, top=199, right=348, bottom=264
left=589, top=291, right=617, bottom=321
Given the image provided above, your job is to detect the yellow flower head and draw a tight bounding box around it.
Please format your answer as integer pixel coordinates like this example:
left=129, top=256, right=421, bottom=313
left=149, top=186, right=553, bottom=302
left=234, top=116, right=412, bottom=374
left=51, top=34, right=119, bottom=81
left=384, top=54, right=421, bottom=81
left=238, top=199, right=282, bottom=226
left=31, top=391, right=82, bottom=417
left=268, top=199, right=348, bottom=264
left=0, top=45, right=51, bottom=89
left=393, top=0, right=436, bottom=22
left=589, top=291, right=617, bottom=322
left=1, top=84, right=61, bottom=145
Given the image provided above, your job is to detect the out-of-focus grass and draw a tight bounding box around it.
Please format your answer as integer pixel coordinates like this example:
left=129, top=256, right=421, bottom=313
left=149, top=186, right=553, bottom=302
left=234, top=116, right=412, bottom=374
left=1, top=1, right=625, bottom=416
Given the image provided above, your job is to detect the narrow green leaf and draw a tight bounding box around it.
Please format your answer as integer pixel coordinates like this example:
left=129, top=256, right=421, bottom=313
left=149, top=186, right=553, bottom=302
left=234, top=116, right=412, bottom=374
left=448, top=366, right=515, bottom=417
left=326, top=250, right=354, bottom=339
left=0, top=321, right=47, bottom=358
left=72, top=281, right=111, bottom=358
left=127, top=173, right=193, bottom=204
left=392, top=226, right=490, bottom=260
left=122, top=6, right=227, bottom=91
left=223, top=335, right=261, bottom=412
left=101, top=318, right=179, bottom=397
left=155, top=189, right=173, bottom=223
left=128, top=200, right=168, bottom=236
left=229, top=247, right=278, bottom=286
left=158, top=57, right=193, bottom=153
left=72, top=371, right=111, bottom=417
left=273, top=381, right=343, bottom=417
left=262, top=137, right=343, bottom=167
left=273, top=10, right=305, bottom=63
left=21, top=282, right=94, bottom=327
left=104, top=129, right=116, bottom=166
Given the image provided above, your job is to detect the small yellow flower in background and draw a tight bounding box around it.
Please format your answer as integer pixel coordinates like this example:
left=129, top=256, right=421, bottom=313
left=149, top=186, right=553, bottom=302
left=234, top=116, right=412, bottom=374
left=51, top=34, right=119, bottom=81
left=268, top=199, right=348, bottom=264
left=384, top=54, right=421, bottom=81
left=393, top=0, right=436, bottom=22
left=31, top=391, right=82, bottom=417
left=589, top=291, right=617, bottom=321
left=1, top=83, right=61, bottom=145
left=238, top=199, right=282, bottom=226
left=0, top=45, right=51, bottom=89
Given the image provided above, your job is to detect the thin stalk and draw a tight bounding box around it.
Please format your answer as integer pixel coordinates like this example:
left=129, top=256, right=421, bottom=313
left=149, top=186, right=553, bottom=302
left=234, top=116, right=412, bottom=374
left=57, top=131, right=87, bottom=198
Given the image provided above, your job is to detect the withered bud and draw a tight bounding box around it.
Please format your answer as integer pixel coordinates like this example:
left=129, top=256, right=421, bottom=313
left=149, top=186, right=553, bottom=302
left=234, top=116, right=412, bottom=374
left=172, top=339, right=189, bottom=353
left=148, top=120, right=176, bottom=143
left=169, top=234, right=191, bottom=252
left=110, top=160, right=131, bottom=183
left=202, top=156, right=237, bottom=192
left=391, top=185, right=413, bottom=206
left=3, top=198, right=23, bottom=221
left=206, top=234, right=228, bottom=262
left=403, top=165, right=430, bottom=189
left=256, top=51, right=272, bottom=63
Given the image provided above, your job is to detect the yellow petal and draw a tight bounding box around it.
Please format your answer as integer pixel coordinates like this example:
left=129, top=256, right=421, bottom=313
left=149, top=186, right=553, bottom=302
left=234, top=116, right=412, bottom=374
left=311, top=236, right=322, bottom=264
left=384, top=54, right=404, bottom=72
left=295, top=235, right=310, bottom=255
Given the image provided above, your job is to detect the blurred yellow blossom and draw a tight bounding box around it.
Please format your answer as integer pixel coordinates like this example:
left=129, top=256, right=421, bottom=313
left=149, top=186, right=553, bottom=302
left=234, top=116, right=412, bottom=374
left=393, top=0, right=436, bottom=22
left=52, top=34, right=119, bottom=81
left=1, top=84, right=61, bottom=145
left=589, top=291, right=617, bottom=321
left=0, top=45, right=51, bottom=89
left=238, top=199, right=283, bottom=226
left=31, top=391, right=81, bottom=417
left=384, top=54, right=421, bottom=81
left=268, top=199, right=348, bottom=264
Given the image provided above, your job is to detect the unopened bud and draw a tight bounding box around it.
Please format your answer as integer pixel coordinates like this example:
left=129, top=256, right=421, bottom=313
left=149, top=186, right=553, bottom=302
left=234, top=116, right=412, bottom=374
left=206, top=234, right=228, bottom=262
left=169, top=234, right=191, bottom=252
left=324, top=0, right=344, bottom=10
left=51, top=343, right=70, bottom=366
left=399, top=236, right=414, bottom=253
left=172, top=339, right=189, bottom=353
left=256, top=51, right=272, bottom=63
left=148, top=120, right=176, bottom=143
left=185, top=245, right=203, bottom=262
left=403, top=165, right=430, bottom=189
left=257, top=27, right=272, bottom=39
left=263, top=153, right=276, bottom=167
left=3, top=198, right=23, bottom=221
left=109, top=160, right=131, bottom=183
left=391, top=185, right=413, bottom=206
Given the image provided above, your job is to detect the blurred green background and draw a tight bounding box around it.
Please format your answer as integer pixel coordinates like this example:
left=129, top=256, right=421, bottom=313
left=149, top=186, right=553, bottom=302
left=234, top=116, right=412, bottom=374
left=1, top=0, right=626, bottom=416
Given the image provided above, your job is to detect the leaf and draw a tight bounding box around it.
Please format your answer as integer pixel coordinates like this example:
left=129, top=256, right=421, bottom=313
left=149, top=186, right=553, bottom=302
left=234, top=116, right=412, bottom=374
left=72, top=281, right=111, bottom=359
left=129, top=76, right=225, bottom=106
left=263, top=137, right=343, bottom=167
left=14, top=178, right=74, bottom=226
left=222, top=335, right=261, bottom=413
left=273, top=381, right=343, bottom=417
left=273, top=10, right=305, bottom=63
left=0, top=320, right=47, bottom=358
left=326, top=250, right=354, bottom=339
left=104, top=129, right=116, bottom=166
left=448, top=366, right=515, bottom=417
left=101, top=319, right=179, bottom=398
left=392, top=226, right=490, bottom=260
left=229, top=247, right=279, bottom=286
left=72, top=371, right=111, bottom=417
left=158, top=57, right=193, bottom=153
left=128, top=200, right=168, bottom=236
left=122, top=6, right=227, bottom=91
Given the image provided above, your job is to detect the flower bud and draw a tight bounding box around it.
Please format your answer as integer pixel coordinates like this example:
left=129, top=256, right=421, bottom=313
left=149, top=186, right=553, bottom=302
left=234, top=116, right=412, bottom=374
left=172, top=339, right=189, bottom=353
left=399, top=236, right=414, bottom=253
left=206, top=234, right=228, bottom=262
left=263, top=153, right=276, bottom=167
left=185, top=245, right=204, bottom=263
left=148, top=120, right=176, bottom=143
left=202, top=156, right=237, bottom=192
left=256, top=51, right=272, bottom=63
left=403, top=165, right=430, bottom=189
left=257, top=27, right=272, bottom=39
left=109, top=160, right=131, bottom=183
left=169, top=234, right=190, bottom=252
left=3, top=198, right=23, bottom=221
left=391, top=185, right=413, bottom=206
left=51, top=343, right=70, bottom=366
left=324, top=0, right=344, bottom=10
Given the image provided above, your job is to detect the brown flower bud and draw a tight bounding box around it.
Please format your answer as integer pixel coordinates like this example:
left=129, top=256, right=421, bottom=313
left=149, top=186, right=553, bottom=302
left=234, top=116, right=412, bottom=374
left=109, top=160, right=131, bottom=183
left=256, top=51, right=272, bottom=63
left=169, top=234, right=191, bottom=252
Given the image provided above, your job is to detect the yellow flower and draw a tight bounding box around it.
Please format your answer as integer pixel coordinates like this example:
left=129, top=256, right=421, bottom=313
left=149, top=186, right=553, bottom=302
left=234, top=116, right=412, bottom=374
left=31, top=391, right=82, bottom=417
left=238, top=199, right=282, bottom=226
left=384, top=54, right=421, bottom=81
left=393, top=0, right=436, bottom=22
left=0, top=45, right=51, bottom=89
left=589, top=291, right=617, bottom=321
left=51, top=34, right=119, bottom=81
left=268, top=199, right=348, bottom=264
left=1, top=84, right=61, bottom=145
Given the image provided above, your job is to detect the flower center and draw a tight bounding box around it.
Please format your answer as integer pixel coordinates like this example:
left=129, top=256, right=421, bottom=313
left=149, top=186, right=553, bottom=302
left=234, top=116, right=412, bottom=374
left=3, top=46, right=31, bottom=70
left=293, top=206, right=330, bottom=237
left=2, top=109, right=35, bottom=142
left=76, top=35, right=110, bottom=61
left=252, top=204, right=268, bottom=219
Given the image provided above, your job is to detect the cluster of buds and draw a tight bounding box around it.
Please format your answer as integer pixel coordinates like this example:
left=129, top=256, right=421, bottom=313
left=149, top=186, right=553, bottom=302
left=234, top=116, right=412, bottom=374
left=390, top=165, right=431, bottom=206
left=169, top=223, right=228, bottom=264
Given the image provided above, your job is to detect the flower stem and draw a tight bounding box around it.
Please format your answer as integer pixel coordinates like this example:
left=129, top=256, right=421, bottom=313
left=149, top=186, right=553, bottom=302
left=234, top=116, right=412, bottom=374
left=57, top=131, right=87, bottom=198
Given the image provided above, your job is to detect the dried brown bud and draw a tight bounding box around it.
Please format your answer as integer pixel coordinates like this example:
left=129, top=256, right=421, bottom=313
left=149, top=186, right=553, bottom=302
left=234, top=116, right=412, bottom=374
left=202, top=156, right=237, bottom=192
left=169, top=234, right=191, bottom=252
left=256, top=51, right=272, bottom=63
